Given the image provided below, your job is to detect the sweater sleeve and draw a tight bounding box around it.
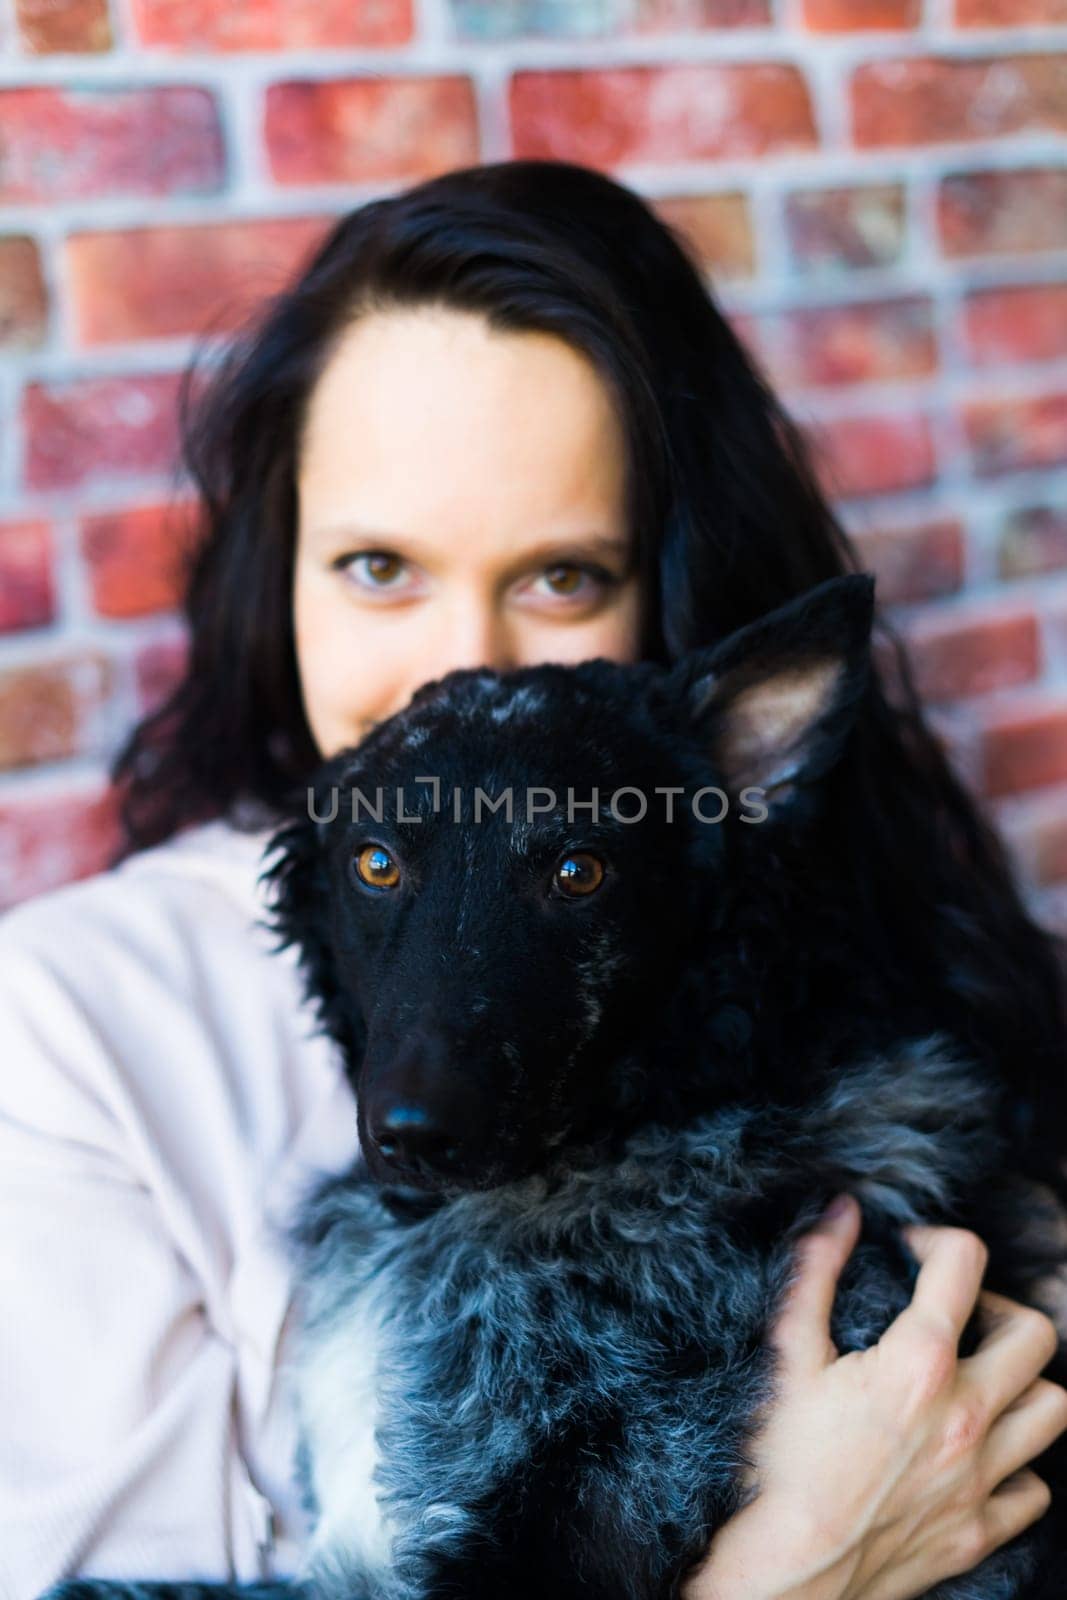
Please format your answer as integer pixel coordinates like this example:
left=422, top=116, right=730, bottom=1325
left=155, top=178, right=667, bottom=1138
left=0, top=914, right=277, bottom=1600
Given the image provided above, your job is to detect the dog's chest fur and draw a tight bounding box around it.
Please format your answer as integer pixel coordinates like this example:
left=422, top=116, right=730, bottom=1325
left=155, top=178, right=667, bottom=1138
left=295, top=1136, right=780, bottom=1599
left=298, top=1280, right=397, bottom=1578
left=290, top=1038, right=1028, bottom=1600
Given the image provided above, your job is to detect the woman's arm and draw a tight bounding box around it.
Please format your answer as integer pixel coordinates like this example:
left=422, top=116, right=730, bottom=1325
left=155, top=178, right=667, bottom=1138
left=0, top=922, right=273, bottom=1595
left=683, top=1195, right=1067, bottom=1600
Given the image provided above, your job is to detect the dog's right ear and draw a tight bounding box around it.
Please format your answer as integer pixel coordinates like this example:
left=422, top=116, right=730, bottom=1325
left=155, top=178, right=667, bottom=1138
left=663, top=573, right=875, bottom=818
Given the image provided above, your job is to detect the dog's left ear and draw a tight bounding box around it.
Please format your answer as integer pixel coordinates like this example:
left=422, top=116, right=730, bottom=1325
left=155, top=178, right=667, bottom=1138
left=664, top=573, right=876, bottom=816
left=257, top=802, right=328, bottom=957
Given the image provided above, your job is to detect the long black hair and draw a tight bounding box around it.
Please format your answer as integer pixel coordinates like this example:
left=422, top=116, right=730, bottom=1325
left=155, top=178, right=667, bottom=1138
left=108, top=158, right=1067, bottom=1197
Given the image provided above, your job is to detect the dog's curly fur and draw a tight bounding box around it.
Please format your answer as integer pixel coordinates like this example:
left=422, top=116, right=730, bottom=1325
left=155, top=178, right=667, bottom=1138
left=286, top=1038, right=1067, bottom=1600
left=44, top=576, right=1067, bottom=1600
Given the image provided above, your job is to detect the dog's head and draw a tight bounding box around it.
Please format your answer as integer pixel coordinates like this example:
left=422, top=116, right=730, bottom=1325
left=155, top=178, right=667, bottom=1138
left=262, top=573, right=875, bottom=1192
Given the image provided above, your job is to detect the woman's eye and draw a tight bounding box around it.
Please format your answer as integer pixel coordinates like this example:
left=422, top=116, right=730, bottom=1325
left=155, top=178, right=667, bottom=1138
left=352, top=844, right=402, bottom=891
left=340, top=551, right=413, bottom=594
left=552, top=852, right=606, bottom=898
left=534, top=563, right=617, bottom=603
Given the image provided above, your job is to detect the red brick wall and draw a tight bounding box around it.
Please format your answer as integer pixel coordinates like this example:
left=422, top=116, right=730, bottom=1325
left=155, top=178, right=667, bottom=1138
left=1, top=1, right=1066, bottom=921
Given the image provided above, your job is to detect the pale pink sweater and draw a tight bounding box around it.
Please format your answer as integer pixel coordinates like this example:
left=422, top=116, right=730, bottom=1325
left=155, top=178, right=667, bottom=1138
left=0, top=816, right=362, bottom=1599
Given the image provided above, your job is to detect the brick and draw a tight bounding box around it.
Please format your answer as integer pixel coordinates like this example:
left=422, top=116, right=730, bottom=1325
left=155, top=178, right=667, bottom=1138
left=0, top=783, right=122, bottom=910
left=653, top=193, right=755, bottom=280
left=449, top=0, right=770, bottom=36
left=0, top=87, right=223, bottom=205
left=994, top=785, right=1067, bottom=890
left=772, top=297, right=937, bottom=389
left=0, top=520, right=55, bottom=633
left=998, top=504, right=1067, bottom=580
left=135, top=632, right=190, bottom=714
left=639, top=0, right=772, bottom=20
left=0, top=236, right=47, bottom=351
left=852, top=56, right=1067, bottom=148
left=1026, top=813, right=1067, bottom=889
left=15, top=0, right=112, bottom=52
left=806, top=413, right=937, bottom=498
left=133, top=0, right=412, bottom=48
left=925, top=700, right=985, bottom=793
left=982, top=695, right=1067, bottom=797
left=784, top=184, right=907, bottom=275
left=265, top=77, right=479, bottom=187
left=67, top=217, right=333, bottom=346
left=962, top=285, right=1067, bottom=368
left=939, top=170, right=1067, bottom=259
left=510, top=65, right=817, bottom=167
left=23, top=373, right=184, bottom=491
left=957, top=0, right=1067, bottom=20
left=726, top=311, right=773, bottom=374
left=803, top=0, right=918, bottom=28
left=850, top=517, right=963, bottom=604
left=0, top=653, right=112, bottom=772
left=80, top=503, right=198, bottom=619
left=964, top=391, right=1067, bottom=477
left=898, top=602, right=1040, bottom=703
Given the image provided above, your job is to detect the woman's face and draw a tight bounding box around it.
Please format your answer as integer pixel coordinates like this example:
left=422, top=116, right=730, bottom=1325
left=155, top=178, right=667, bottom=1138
left=293, top=305, right=643, bottom=760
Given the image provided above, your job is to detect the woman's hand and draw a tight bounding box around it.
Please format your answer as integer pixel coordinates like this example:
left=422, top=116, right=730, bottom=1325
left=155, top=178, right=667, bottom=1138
left=682, top=1195, right=1067, bottom=1600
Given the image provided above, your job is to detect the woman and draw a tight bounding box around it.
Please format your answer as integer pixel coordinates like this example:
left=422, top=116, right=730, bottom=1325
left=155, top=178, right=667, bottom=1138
left=2, top=159, right=1065, bottom=1600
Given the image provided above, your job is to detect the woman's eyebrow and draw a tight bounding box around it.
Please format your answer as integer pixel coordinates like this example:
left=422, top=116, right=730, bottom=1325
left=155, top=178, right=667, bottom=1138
left=509, top=533, right=633, bottom=568
left=306, top=522, right=632, bottom=569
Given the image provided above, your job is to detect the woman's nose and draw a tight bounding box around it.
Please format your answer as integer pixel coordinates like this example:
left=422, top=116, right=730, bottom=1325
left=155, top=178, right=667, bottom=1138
left=434, top=598, right=517, bottom=678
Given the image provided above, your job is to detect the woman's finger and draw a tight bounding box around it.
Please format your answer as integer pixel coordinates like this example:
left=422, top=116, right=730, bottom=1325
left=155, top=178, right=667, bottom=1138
left=893, top=1225, right=988, bottom=1345
left=976, top=1471, right=1053, bottom=1565
left=859, top=1471, right=1052, bottom=1600
left=770, top=1194, right=862, bottom=1374
left=980, top=1380, right=1067, bottom=1490
left=963, top=1291, right=1060, bottom=1417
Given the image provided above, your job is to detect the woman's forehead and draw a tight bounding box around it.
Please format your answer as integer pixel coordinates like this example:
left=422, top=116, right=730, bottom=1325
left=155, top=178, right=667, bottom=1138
left=296, top=304, right=629, bottom=560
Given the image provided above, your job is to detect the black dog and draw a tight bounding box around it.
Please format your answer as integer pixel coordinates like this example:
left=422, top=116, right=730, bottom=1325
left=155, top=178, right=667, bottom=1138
left=46, top=574, right=1067, bottom=1600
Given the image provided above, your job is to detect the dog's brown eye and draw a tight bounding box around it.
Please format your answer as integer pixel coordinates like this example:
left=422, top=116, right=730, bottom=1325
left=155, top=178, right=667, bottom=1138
left=354, top=844, right=401, bottom=890
left=553, top=853, right=605, bottom=898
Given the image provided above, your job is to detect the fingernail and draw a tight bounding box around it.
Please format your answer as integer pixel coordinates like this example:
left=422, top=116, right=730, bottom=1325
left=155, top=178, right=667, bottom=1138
left=823, top=1193, right=852, bottom=1221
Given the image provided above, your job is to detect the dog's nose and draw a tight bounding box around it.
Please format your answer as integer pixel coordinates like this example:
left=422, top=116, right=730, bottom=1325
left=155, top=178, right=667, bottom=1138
left=370, top=1102, right=463, bottom=1176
